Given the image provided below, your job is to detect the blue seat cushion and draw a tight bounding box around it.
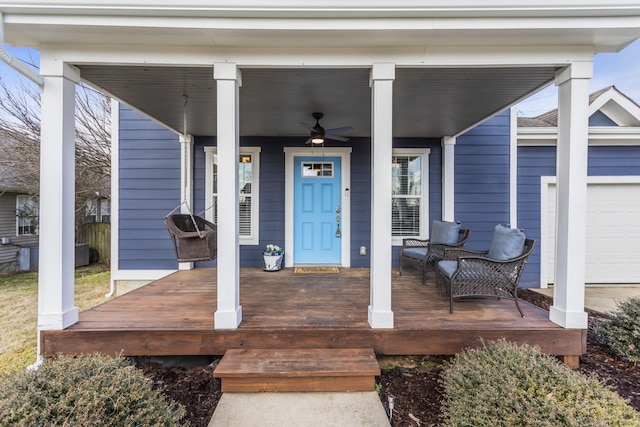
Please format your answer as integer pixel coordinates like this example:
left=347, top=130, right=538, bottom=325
left=437, top=260, right=458, bottom=279
left=402, top=247, right=428, bottom=260
left=487, top=224, right=526, bottom=260
left=430, top=220, right=461, bottom=245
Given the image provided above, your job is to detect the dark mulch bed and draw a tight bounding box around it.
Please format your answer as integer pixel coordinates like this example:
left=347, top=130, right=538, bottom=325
left=141, top=289, right=640, bottom=426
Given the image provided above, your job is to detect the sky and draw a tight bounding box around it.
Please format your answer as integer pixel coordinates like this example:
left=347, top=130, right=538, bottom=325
left=1, top=39, right=640, bottom=118
left=516, top=38, right=640, bottom=117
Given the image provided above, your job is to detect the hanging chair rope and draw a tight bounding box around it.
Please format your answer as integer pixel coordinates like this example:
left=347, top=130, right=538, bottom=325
left=164, top=94, right=217, bottom=262
left=166, top=95, right=205, bottom=238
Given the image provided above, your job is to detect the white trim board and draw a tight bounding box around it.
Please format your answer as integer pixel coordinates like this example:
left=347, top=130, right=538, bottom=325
left=518, top=127, right=640, bottom=146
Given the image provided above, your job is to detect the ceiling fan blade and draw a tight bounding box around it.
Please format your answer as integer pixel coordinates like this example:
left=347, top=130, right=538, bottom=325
left=304, top=138, right=312, bottom=144
left=325, top=134, right=349, bottom=142
left=325, top=126, right=353, bottom=135
left=300, top=122, right=315, bottom=132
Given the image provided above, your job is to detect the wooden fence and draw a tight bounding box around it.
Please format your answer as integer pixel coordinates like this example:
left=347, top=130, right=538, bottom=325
left=79, top=223, right=111, bottom=264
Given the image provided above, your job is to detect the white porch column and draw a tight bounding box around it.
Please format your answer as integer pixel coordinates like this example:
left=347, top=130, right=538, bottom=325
left=214, top=63, right=242, bottom=329
left=179, top=133, right=194, bottom=271
left=368, top=63, right=395, bottom=329
left=37, top=61, right=80, bottom=333
left=441, top=136, right=456, bottom=222
left=509, top=107, right=518, bottom=228
left=549, top=62, right=592, bottom=329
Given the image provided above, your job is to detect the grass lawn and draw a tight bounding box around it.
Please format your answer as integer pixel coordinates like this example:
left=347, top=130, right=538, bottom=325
left=0, top=264, right=112, bottom=376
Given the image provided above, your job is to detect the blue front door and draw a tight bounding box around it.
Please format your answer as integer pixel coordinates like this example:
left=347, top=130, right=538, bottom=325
left=293, top=156, right=342, bottom=264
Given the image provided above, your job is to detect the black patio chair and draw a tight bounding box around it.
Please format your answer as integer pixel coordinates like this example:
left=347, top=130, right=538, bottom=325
left=437, top=238, right=536, bottom=317
left=399, top=228, right=470, bottom=285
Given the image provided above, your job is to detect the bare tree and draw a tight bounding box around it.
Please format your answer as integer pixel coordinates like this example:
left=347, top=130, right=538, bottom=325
left=0, top=73, right=111, bottom=235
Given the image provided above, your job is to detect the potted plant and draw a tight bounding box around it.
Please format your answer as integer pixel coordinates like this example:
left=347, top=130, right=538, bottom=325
left=263, top=244, right=284, bottom=271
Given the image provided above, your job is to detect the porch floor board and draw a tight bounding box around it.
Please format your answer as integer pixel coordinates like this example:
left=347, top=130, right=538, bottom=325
left=41, top=268, right=586, bottom=358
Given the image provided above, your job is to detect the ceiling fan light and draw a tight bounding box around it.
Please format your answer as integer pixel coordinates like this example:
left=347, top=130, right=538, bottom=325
left=311, top=136, right=325, bottom=144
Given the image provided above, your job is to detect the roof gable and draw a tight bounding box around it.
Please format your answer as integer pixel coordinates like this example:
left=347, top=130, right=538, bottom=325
left=518, top=86, right=640, bottom=128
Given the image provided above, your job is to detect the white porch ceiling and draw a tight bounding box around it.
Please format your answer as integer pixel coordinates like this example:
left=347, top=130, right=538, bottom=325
left=79, top=65, right=558, bottom=138
left=3, top=3, right=640, bottom=138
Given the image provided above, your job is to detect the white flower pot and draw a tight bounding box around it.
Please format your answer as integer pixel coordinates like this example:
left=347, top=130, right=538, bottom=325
left=263, top=254, right=283, bottom=271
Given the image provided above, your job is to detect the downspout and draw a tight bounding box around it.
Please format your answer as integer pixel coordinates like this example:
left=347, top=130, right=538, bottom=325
left=0, top=12, right=44, bottom=87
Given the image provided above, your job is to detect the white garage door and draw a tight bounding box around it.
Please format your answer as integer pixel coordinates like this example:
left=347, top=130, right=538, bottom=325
left=546, top=180, right=640, bottom=285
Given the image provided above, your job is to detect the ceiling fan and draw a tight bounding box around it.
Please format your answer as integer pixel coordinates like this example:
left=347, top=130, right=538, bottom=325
left=300, top=112, right=353, bottom=145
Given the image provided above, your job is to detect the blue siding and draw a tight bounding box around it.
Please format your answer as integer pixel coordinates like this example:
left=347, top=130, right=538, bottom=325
left=194, top=137, right=370, bottom=268
left=589, top=110, right=617, bottom=126
left=349, top=138, right=372, bottom=268
left=193, top=136, right=291, bottom=268
left=126, top=104, right=640, bottom=287
left=118, top=106, right=181, bottom=270
left=191, top=136, right=440, bottom=269
left=517, top=145, right=640, bottom=288
left=455, top=112, right=512, bottom=249
left=516, top=146, right=555, bottom=288
left=588, top=146, right=640, bottom=174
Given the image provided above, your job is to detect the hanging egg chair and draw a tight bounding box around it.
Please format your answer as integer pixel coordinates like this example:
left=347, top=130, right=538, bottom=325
left=164, top=95, right=217, bottom=262
left=165, top=213, right=217, bottom=262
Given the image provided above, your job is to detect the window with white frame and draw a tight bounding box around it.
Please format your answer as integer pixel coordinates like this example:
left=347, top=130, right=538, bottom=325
left=86, top=198, right=111, bottom=223
left=392, top=148, right=430, bottom=243
left=16, top=195, right=39, bottom=236
left=205, top=147, right=260, bottom=245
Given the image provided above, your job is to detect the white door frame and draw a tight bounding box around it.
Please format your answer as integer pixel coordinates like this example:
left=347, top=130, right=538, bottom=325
left=284, top=147, right=352, bottom=268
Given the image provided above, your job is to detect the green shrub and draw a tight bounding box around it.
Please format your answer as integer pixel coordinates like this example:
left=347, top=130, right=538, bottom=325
left=440, top=340, right=640, bottom=427
left=0, top=354, right=187, bottom=426
left=595, top=297, right=640, bottom=363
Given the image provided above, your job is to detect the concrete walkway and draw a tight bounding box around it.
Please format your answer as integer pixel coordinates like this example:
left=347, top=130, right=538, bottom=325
left=533, top=286, right=640, bottom=314
left=208, top=392, right=390, bottom=427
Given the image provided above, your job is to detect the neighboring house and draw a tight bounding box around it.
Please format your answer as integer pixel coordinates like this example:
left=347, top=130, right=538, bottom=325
left=517, top=86, right=640, bottom=288
left=0, top=130, right=39, bottom=275
left=2, top=1, right=640, bottom=340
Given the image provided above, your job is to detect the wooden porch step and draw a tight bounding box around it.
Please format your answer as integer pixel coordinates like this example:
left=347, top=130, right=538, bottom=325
left=213, top=348, right=380, bottom=392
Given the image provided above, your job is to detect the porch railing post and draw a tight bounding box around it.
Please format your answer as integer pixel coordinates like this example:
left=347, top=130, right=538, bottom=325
left=550, top=61, right=592, bottom=329
left=368, top=63, right=395, bottom=329
left=441, top=136, right=456, bottom=222
left=214, top=63, right=243, bottom=329
left=37, top=61, right=80, bottom=347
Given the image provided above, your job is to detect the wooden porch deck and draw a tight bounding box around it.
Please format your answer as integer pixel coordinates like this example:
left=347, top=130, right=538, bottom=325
left=41, top=268, right=586, bottom=358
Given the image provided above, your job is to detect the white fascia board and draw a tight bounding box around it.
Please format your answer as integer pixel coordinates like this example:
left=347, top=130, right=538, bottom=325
left=9, top=12, right=640, bottom=34
left=518, top=126, right=640, bottom=146
left=5, top=1, right=640, bottom=18
left=41, top=43, right=594, bottom=69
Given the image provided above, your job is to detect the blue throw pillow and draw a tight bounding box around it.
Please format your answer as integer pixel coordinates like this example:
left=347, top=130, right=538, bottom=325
left=430, top=220, right=461, bottom=245
left=487, top=224, right=526, bottom=260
